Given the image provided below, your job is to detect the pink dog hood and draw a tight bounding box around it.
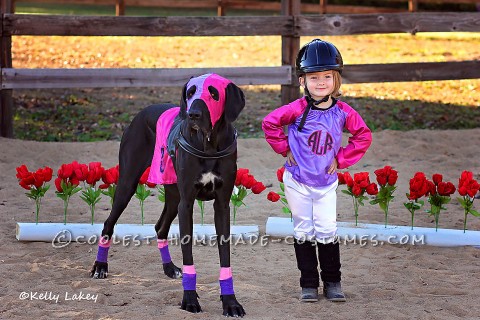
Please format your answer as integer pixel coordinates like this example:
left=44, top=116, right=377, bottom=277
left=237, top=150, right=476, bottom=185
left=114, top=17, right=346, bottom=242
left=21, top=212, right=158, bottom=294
left=185, top=73, right=232, bottom=127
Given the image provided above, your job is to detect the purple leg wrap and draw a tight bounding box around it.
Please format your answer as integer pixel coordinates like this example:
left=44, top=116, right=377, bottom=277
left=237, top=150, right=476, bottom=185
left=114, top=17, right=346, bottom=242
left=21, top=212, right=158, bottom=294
left=157, top=239, right=171, bottom=263
left=159, top=247, right=172, bottom=263
left=96, top=245, right=109, bottom=263
left=219, top=277, right=235, bottom=295
left=182, top=273, right=197, bottom=291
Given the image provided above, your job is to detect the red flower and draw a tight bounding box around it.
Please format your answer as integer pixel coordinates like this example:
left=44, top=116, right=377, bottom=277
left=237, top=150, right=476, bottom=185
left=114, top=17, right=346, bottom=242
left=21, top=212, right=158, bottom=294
left=366, top=183, right=378, bottom=195
left=85, top=162, right=104, bottom=186
left=58, top=163, right=74, bottom=180
left=408, top=172, right=429, bottom=200
left=437, top=181, right=456, bottom=196
left=16, top=164, right=30, bottom=180
left=40, top=167, right=53, bottom=182
left=352, top=184, right=362, bottom=197
left=374, top=166, right=398, bottom=187
left=354, top=172, right=370, bottom=189
left=54, top=177, right=63, bottom=192
left=139, top=167, right=150, bottom=184
left=432, top=173, right=443, bottom=185
left=16, top=165, right=53, bottom=190
left=19, top=173, right=35, bottom=189
left=100, top=165, right=119, bottom=188
left=458, top=170, right=480, bottom=198
left=251, top=181, right=266, bottom=194
left=426, top=180, right=436, bottom=195
left=343, top=172, right=354, bottom=188
left=241, top=174, right=257, bottom=189
left=73, top=161, right=89, bottom=181
left=388, top=171, right=398, bottom=186
left=276, top=167, right=285, bottom=183
left=267, top=191, right=280, bottom=202
left=138, top=167, right=156, bottom=188
left=337, top=172, right=346, bottom=185
left=235, top=168, right=250, bottom=186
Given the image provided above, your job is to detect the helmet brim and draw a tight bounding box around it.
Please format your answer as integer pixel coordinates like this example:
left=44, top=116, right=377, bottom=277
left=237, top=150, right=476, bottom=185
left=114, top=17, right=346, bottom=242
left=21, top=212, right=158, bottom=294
left=298, top=65, right=343, bottom=75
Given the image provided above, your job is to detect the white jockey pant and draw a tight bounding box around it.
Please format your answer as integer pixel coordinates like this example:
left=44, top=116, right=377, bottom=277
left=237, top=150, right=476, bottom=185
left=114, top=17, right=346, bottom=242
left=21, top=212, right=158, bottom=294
left=283, top=170, right=338, bottom=244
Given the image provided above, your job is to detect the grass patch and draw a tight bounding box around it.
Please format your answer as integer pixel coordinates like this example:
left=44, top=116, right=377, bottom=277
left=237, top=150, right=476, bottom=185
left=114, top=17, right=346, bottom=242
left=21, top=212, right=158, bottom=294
left=9, top=6, right=480, bottom=141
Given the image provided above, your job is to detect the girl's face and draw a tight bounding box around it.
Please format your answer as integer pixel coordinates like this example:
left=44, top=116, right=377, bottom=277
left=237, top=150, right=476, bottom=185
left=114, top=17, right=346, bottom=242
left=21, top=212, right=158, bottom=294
left=299, top=71, right=334, bottom=101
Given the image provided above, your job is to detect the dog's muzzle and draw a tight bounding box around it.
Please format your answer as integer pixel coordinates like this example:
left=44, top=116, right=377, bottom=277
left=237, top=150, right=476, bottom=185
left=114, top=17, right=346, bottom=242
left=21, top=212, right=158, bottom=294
left=187, top=100, right=212, bottom=138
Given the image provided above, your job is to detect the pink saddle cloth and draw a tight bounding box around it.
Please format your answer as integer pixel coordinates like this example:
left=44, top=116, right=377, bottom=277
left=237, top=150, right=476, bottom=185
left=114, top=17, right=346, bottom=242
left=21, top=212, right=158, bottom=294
left=147, top=107, right=180, bottom=185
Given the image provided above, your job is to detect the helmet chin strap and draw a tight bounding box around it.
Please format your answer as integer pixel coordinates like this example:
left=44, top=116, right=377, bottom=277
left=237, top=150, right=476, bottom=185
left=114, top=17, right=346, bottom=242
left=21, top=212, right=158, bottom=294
left=304, top=86, right=330, bottom=105
left=298, top=81, right=330, bottom=132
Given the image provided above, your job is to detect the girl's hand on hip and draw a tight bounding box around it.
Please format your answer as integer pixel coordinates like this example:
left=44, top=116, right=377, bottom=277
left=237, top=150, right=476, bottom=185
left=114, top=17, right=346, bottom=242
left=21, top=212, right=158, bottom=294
left=328, top=158, right=338, bottom=175
left=286, top=151, right=297, bottom=166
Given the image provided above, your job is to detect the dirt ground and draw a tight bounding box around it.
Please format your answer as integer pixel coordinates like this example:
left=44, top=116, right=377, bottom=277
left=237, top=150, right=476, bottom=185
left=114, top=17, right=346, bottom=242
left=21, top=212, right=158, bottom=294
left=1, top=128, right=480, bottom=319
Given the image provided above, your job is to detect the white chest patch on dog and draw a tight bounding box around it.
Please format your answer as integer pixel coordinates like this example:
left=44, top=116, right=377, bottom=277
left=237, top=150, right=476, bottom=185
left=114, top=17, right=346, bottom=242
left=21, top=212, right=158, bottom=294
left=199, top=172, right=219, bottom=186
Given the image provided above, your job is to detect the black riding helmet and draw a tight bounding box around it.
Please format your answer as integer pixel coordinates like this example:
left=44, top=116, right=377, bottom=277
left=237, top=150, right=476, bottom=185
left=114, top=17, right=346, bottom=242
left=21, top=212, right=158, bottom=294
left=296, top=39, right=344, bottom=76
left=296, top=39, right=344, bottom=131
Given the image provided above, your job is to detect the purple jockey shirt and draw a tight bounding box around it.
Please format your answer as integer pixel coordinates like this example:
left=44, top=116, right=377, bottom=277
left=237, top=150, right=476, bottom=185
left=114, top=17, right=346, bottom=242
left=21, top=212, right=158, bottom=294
left=262, top=97, right=372, bottom=187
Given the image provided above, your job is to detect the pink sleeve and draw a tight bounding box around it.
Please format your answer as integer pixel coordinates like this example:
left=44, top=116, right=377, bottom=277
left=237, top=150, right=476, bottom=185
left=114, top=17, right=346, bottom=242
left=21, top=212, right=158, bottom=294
left=262, top=100, right=305, bottom=157
left=336, top=102, right=372, bottom=169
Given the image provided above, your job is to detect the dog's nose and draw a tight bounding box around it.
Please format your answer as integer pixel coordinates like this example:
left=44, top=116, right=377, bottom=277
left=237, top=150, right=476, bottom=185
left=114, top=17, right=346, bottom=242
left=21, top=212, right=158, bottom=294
left=188, top=109, right=201, bottom=120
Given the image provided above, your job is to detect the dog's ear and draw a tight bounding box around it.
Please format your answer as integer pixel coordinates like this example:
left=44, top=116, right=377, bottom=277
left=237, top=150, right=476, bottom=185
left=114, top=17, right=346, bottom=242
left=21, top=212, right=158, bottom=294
left=224, top=82, right=245, bottom=123
left=179, top=82, right=188, bottom=119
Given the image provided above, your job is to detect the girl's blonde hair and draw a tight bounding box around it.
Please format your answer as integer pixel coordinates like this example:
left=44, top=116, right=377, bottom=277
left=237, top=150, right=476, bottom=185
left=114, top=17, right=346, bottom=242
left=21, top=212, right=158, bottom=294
left=331, top=70, right=342, bottom=98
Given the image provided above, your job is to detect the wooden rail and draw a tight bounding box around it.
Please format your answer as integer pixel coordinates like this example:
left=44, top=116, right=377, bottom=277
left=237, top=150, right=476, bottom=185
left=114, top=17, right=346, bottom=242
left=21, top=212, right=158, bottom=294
left=12, top=0, right=480, bottom=16
left=1, top=0, right=480, bottom=137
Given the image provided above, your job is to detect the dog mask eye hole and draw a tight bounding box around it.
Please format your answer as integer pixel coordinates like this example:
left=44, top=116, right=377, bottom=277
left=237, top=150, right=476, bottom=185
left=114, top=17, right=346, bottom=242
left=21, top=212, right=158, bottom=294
left=186, top=86, right=196, bottom=100
left=208, top=86, right=220, bottom=101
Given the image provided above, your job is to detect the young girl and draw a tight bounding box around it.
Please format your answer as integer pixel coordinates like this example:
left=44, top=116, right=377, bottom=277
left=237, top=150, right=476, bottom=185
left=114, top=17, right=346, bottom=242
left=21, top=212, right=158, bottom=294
left=262, top=39, right=372, bottom=302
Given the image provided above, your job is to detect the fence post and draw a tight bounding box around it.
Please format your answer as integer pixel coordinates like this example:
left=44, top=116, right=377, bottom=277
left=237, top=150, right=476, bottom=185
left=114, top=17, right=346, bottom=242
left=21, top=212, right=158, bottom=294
left=218, top=0, right=226, bottom=16
left=408, top=0, right=418, bottom=12
left=1, top=0, right=14, bottom=138
left=116, top=0, right=125, bottom=16
left=281, top=0, right=300, bottom=106
left=319, top=0, right=327, bottom=14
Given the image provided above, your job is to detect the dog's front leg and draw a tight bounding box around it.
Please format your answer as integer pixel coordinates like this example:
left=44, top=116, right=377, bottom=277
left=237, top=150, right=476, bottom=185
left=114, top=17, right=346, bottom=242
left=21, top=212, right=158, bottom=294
left=178, top=198, right=202, bottom=313
left=214, top=198, right=246, bottom=318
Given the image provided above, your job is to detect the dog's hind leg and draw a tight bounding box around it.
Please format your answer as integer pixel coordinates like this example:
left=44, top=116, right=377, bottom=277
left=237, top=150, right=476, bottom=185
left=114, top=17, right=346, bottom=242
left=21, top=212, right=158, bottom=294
left=155, top=184, right=182, bottom=279
left=91, top=118, right=155, bottom=279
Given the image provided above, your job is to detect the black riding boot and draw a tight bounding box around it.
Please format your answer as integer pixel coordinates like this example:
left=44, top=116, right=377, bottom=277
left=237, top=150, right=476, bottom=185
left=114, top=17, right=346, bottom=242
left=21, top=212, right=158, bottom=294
left=317, top=240, right=346, bottom=302
left=294, top=239, right=319, bottom=301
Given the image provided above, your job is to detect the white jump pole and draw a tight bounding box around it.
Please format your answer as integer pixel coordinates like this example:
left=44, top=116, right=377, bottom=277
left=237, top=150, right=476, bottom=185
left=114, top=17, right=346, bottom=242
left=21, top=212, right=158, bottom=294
left=266, top=217, right=480, bottom=247
left=16, top=223, right=259, bottom=243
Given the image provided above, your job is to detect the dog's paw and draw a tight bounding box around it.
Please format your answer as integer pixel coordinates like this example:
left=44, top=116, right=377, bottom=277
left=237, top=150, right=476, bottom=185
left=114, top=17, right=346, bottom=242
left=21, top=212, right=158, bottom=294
left=221, top=294, right=246, bottom=317
left=163, top=261, right=182, bottom=279
left=181, top=290, right=202, bottom=313
left=90, top=261, right=108, bottom=279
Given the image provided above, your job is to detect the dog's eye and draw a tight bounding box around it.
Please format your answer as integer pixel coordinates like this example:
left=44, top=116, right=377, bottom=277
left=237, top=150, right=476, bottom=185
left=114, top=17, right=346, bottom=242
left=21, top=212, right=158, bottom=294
left=208, top=86, right=219, bottom=101
left=186, top=86, right=196, bottom=100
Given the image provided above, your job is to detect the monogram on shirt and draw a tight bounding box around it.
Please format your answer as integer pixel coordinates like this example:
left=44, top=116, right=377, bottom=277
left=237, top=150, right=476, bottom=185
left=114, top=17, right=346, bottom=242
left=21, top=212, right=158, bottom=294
left=308, top=130, right=333, bottom=155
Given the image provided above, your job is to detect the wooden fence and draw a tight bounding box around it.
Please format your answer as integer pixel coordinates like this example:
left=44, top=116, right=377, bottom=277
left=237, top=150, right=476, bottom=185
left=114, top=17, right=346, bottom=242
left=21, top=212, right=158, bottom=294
left=1, top=0, right=480, bottom=137
left=11, top=0, right=480, bottom=16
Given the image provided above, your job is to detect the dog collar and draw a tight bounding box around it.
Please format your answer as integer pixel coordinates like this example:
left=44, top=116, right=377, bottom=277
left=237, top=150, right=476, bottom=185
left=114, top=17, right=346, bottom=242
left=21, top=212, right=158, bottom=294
left=177, top=130, right=237, bottom=159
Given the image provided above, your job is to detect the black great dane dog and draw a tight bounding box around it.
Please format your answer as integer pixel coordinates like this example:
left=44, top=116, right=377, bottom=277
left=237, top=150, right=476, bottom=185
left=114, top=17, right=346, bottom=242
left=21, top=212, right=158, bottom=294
left=90, top=74, right=246, bottom=317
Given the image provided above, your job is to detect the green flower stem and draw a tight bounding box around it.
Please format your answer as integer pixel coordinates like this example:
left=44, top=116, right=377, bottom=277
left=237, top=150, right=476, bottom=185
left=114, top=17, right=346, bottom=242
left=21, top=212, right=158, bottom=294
left=90, top=204, right=95, bottom=225
left=35, top=198, right=41, bottom=225
left=464, top=210, right=468, bottom=233
left=63, top=197, right=69, bottom=225
left=280, top=199, right=291, bottom=221
left=353, top=197, right=359, bottom=226
left=198, top=200, right=205, bottom=225
left=233, top=205, right=237, bottom=225
left=410, top=208, right=415, bottom=230
left=140, top=200, right=145, bottom=225
left=384, top=205, right=389, bottom=228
